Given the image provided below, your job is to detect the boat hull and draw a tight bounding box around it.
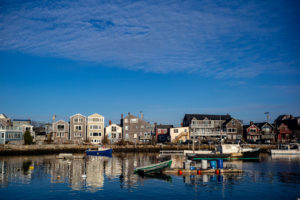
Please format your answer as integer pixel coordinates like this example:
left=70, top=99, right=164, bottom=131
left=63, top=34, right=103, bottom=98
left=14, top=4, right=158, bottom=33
left=188, top=150, right=260, bottom=160
left=134, top=160, right=172, bottom=175
left=86, top=149, right=112, bottom=157
left=271, top=150, right=300, bottom=155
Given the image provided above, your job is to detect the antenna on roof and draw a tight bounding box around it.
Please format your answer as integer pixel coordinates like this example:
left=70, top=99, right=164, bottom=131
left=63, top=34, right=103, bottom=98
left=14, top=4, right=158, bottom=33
left=264, top=112, right=269, bottom=123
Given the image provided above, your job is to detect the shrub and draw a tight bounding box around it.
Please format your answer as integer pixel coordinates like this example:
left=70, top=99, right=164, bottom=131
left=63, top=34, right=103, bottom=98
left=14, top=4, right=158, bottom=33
left=24, top=130, right=33, bottom=145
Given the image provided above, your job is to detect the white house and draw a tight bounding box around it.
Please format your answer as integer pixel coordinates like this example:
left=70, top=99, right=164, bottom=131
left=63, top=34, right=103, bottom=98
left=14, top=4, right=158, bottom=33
left=105, top=121, right=122, bottom=144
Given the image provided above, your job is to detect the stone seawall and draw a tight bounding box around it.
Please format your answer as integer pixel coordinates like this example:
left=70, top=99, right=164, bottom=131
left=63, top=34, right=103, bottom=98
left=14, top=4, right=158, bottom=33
left=0, top=144, right=277, bottom=156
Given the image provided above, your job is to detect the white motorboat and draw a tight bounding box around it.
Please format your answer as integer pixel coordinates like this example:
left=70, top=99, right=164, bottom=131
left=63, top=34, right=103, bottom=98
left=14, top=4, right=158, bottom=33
left=271, top=143, right=300, bottom=155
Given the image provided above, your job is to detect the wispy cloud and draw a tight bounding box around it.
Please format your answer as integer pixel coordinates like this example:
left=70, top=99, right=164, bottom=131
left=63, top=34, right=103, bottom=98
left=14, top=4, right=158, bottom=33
left=0, top=0, right=299, bottom=78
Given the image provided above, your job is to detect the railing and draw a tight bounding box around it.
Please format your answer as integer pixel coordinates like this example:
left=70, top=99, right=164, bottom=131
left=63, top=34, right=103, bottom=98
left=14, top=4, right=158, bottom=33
left=0, top=126, right=23, bottom=131
left=191, top=124, right=214, bottom=128
left=191, top=131, right=223, bottom=136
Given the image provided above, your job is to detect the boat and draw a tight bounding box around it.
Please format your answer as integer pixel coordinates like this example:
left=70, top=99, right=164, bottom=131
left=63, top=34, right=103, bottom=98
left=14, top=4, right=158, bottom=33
left=56, top=153, right=85, bottom=159
left=271, top=143, right=300, bottom=155
left=85, top=146, right=112, bottom=157
left=185, top=144, right=260, bottom=160
left=134, top=160, right=172, bottom=175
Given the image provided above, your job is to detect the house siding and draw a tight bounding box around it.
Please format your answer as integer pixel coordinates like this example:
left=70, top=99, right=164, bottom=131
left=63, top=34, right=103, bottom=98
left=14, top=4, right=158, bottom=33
left=70, top=114, right=87, bottom=144
left=52, top=120, right=69, bottom=144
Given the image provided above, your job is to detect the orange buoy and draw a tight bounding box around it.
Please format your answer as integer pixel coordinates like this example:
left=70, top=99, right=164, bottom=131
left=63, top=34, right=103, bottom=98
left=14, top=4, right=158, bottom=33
left=197, top=170, right=201, bottom=175
left=178, top=170, right=183, bottom=175
left=215, top=169, right=220, bottom=175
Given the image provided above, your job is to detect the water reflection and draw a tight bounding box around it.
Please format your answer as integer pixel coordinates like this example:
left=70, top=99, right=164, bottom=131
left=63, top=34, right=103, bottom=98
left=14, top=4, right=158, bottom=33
left=0, top=153, right=299, bottom=194
left=0, top=153, right=162, bottom=191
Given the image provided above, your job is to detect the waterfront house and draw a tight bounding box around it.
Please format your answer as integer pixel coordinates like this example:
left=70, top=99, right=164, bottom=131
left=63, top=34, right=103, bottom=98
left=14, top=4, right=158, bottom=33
left=244, top=122, right=262, bottom=142
left=70, top=114, right=87, bottom=144
left=12, top=119, right=35, bottom=140
left=182, top=114, right=232, bottom=142
left=254, top=122, right=275, bottom=143
left=52, top=120, right=69, bottom=144
left=155, top=124, right=173, bottom=143
left=0, top=125, right=24, bottom=144
left=87, top=113, right=104, bottom=144
left=223, top=118, right=243, bottom=141
left=277, top=120, right=300, bottom=143
left=105, top=120, right=122, bottom=144
left=33, top=126, right=47, bottom=145
left=170, top=126, right=189, bottom=143
left=120, top=112, right=153, bottom=144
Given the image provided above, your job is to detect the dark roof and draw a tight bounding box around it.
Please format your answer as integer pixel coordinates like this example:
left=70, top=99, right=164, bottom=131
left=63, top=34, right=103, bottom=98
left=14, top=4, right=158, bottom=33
left=274, top=114, right=294, bottom=124
left=184, top=114, right=232, bottom=122
left=280, top=120, right=300, bottom=130
left=156, top=124, right=173, bottom=129
left=13, top=119, right=31, bottom=122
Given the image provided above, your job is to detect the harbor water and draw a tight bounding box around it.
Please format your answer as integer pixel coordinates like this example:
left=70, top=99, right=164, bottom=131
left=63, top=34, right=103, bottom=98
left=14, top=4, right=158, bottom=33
left=0, top=153, right=299, bottom=200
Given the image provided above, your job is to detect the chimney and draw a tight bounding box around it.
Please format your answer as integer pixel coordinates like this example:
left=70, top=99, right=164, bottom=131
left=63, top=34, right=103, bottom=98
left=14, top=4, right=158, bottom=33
left=154, top=122, right=157, bottom=127
left=181, top=122, right=183, bottom=127
left=109, top=120, right=112, bottom=125
left=250, top=121, right=253, bottom=125
left=140, top=111, right=143, bottom=119
left=128, top=112, right=130, bottom=115
left=121, top=114, right=123, bottom=119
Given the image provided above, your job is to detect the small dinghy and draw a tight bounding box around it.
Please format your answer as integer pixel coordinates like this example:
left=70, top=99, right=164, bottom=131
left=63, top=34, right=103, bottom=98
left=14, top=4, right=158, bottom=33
left=134, top=160, right=172, bottom=175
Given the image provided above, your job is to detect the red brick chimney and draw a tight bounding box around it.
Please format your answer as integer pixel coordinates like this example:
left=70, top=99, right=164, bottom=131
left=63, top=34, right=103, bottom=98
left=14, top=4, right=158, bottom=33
left=109, top=120, right=112, bottom=125
left=181, top=122, right=183, bottom=127
left=121, top=114, right=123, bottom=119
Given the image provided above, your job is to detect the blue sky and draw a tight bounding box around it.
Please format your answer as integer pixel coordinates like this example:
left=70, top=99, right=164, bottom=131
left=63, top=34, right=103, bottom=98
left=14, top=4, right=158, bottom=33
left=0, top=0, right=300, bottom=125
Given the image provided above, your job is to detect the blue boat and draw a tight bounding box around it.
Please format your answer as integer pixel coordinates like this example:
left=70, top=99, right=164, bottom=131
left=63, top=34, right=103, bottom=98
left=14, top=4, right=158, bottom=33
left=85, top=147, right=112, bottom=157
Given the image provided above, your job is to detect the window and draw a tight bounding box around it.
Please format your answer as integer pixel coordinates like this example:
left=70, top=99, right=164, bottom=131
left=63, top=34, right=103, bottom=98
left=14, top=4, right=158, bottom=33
left=232, top=121, right=236, bottom=126
left=57, top=125, right=65, bottom=131
left=174, top=129, right=178, bottom=133
left=112, top=126, right=117, bottom=131
left=134, top=133, right=137, bottom=139
left=93, top=133, right=99, bottom=136
left=89, top=118, right=100, bottom=122
left=74, top=118, right=83, bottom=123
left=1, top=132, right=4, bottom=138
left=158, top=129, right=161, bottom=133
left=75, top=132, right=82, bottom=137
left=130, top=118, right=138, bottom=123
left=56, top=133, right=59, bottom=137
left=75, top=125, right=82, bottom=131
left=227, top=128, right=237, bottom=133
left=141, top=125, right=144, bottom=129
left=250, top=128, right=257, bottom=133
left=125, top=126, right=128, bottom=131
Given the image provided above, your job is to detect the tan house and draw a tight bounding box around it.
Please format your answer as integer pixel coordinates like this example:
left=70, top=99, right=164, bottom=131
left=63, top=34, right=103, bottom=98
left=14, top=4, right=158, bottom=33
left=170, top=127, right=189, bottom=143
left=70, top=113, right=87, bottom=144
left=52, top=120, right=69, bottom=144
left=87, top=113, right=104, bottom=144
